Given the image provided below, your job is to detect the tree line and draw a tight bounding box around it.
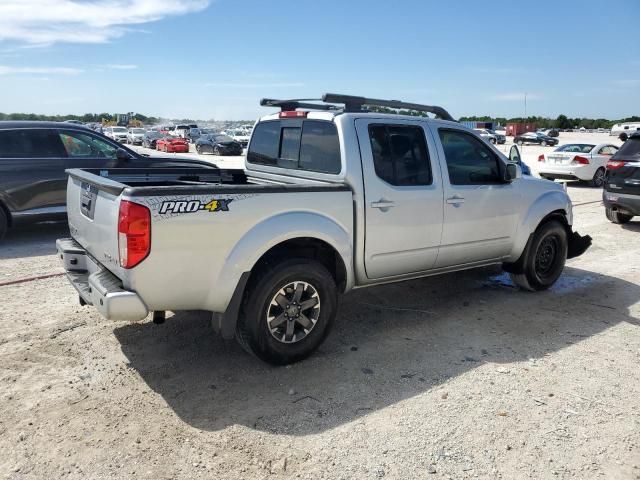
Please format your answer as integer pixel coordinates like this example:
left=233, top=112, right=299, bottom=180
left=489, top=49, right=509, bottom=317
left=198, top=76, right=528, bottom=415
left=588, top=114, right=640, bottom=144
left=0, top=110, right=638, bottom=129
left=458, top=114, right=640, bottom=130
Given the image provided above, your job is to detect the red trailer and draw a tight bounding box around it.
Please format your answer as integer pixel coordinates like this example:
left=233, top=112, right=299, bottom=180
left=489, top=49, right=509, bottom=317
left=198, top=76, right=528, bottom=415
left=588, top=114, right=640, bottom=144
left=506, top=122, right=537, bottom=136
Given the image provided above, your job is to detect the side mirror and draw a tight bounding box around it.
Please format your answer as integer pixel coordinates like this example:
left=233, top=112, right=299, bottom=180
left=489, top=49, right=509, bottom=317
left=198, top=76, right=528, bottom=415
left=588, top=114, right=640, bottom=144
left=116, top=148, right=132, bottom=161
left=505, top=162, right=521, bottom=181
left=509, top=145, right=522, bottom=164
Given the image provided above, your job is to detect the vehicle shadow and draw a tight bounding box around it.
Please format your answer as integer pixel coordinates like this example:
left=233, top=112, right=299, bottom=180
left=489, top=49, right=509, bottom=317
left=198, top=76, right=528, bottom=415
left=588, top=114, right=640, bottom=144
left=114, top=265, right=639, bottom=435
left=0, top=222, right=68, bottom=260
left=621, top=220, right=640, bottom=232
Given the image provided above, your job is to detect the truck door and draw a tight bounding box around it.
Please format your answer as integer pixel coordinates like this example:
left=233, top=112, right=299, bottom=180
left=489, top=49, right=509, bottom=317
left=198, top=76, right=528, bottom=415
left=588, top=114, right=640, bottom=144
left=431, top=126, right=521, bottom=267
left=355, top=118, right=444, bottom=279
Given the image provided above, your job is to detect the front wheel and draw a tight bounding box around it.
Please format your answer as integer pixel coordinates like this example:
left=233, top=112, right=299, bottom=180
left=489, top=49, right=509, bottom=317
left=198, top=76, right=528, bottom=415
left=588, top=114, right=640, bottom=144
left=605, top=206, right=633, bottom=224
left=490, top=138, right=496, bottom=144
left=589, top=167, right=605, bottom=188
left=517, top=140, right=524, bottom=146
left=508, top=220, right=568, bottom=291
left=236, top=259, right=338, bottom=365
left=541, top=140, right=547, bottom=146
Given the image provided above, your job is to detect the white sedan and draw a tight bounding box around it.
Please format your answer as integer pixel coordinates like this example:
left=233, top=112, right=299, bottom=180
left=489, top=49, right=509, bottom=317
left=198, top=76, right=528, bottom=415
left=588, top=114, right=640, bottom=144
left=537, top=143, right=619, bottom=187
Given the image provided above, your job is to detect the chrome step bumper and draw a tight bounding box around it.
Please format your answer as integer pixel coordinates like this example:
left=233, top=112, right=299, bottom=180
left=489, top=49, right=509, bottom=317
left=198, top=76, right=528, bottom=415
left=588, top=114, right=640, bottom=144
left=56, top=238, right=149, bottom=321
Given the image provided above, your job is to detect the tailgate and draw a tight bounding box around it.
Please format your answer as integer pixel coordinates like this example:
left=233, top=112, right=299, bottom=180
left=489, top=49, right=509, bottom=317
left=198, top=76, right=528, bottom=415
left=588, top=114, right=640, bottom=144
left=66, top=171, right=126, bottom=278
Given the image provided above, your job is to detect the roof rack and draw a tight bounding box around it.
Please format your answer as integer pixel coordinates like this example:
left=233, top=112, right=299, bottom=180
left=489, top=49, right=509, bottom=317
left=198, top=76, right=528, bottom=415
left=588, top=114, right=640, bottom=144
left=259, top=98, right=340, bottom=112
left=259, top=93, right=456, bottom=121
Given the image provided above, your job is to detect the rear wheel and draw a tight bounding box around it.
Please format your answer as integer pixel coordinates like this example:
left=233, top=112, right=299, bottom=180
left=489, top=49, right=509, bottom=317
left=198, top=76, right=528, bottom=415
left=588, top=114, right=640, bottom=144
left=605, top=206, right=633, bottom=224
left=517, top=140, right=524, bottom=146
left=490, top=138, right=496, bottom=144
left=214, top=145, right=220, bottom=155
left=541, top=140, right=547, bottom=146
left=236, top=259, right=338, bottom=365
left=0, top=207, right=8, bottom=241
left=509, top=220, right=568, bottom=291
left=589, top=167, right=605, bottom=188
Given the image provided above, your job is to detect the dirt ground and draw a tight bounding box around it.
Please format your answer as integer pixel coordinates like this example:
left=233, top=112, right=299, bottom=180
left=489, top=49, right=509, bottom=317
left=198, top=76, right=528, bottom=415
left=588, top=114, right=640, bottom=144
left=1, top=133, right=639, bottom=479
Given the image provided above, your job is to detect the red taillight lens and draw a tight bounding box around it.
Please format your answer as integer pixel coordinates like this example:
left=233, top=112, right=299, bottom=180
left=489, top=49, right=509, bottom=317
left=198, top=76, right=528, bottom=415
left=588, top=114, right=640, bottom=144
left=538, top=154, right=545, bottom=162
left=607, top=160, right=626, bottom=170
left=279, top=111, right=307, bottom=118
left=572, top=156, right=590, bottom=165
left=118, top=200, right=151, bottom=269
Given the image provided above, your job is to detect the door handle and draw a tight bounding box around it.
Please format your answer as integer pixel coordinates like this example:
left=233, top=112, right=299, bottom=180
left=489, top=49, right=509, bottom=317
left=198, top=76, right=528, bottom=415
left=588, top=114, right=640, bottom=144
left=446, top=196, right=465, bottom=204
left=370, top=199, right=395, bottom=210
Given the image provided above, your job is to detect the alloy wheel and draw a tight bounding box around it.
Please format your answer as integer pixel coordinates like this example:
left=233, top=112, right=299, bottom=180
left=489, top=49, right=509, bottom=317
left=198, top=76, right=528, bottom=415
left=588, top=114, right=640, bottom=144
left=266, top=281, right=321, bottom=344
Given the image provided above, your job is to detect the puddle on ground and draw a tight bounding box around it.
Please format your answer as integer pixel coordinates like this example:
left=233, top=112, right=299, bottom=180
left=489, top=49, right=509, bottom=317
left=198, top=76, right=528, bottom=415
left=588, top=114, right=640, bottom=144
left=486, top=271, right=598, bottom=294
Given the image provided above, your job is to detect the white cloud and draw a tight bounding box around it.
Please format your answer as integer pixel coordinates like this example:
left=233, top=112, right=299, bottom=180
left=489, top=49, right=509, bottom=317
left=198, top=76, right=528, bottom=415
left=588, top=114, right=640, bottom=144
left=0, top=65, right=82, bottom=75
left=0, top=0, right=210, bottom=46
left=203, top=82, right=305, bottom=88
left=102, top=64, right=138, bottom=70
left=491, top=92, right=542, bottom=101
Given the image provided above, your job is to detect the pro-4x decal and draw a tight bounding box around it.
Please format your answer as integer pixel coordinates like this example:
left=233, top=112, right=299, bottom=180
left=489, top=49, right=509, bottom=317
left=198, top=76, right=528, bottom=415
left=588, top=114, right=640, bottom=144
left=159, top=198, right=233, bottom=214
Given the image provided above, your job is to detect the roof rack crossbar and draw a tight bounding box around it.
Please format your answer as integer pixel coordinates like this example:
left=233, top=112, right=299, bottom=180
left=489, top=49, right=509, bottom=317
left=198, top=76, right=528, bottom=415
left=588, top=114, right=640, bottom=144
left=322, top=93, right=455, bottom=121
left=260, top=98, right=340, bottom=111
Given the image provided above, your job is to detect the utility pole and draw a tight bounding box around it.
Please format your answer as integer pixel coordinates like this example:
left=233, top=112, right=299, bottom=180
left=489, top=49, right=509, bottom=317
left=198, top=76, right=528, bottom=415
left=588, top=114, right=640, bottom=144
left=524, top=93, right=527, bottom=121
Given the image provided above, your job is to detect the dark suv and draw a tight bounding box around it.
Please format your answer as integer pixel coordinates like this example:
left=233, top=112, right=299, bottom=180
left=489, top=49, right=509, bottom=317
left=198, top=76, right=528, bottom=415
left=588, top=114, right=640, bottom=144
left=603, top=131, right=640, bottom=224
left=0, top=121, right=214, bottom=239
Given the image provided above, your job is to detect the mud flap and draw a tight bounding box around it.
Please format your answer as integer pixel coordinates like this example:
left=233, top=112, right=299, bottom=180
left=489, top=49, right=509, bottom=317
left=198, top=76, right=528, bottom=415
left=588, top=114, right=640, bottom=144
left=567, top=231, right=592, bottom=259
left=210, top=272, right=250, bottom=340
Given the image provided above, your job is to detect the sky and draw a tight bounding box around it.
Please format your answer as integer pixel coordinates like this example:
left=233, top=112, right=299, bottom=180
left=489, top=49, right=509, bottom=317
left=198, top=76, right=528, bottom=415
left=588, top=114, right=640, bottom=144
left=0, top=0, right=638, bottom=121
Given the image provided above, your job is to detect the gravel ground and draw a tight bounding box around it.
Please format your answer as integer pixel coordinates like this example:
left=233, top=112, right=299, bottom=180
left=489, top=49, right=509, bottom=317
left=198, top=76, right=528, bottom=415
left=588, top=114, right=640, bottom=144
left=1, top=133, right=639, bottom=479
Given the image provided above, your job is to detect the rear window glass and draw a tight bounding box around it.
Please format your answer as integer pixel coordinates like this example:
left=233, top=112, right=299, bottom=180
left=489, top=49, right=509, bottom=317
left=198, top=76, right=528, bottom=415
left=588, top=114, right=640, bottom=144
left=556, top=144, right=594, bottom=153
left=0, top=129, right=66, bottom=158
left=248, top=120, right=341, bottom=174
left=613, top=136, right=640, bottom=159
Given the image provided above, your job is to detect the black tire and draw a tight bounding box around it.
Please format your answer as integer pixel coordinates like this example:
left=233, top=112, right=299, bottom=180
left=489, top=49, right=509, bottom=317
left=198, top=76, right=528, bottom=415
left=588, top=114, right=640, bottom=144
left=213, top=145, right=220, bottom=156
left=490, top=138, right=496, bottom=144
left=236, top=258, right=338, bottom=365
left=589, top=167, right=605, bottom=188
left=0, top=207, right=8, bottom=241
left=605, top=206, right=632, bottom=224
left=517, top=140, right=524, bottom=146
left=195, top=145, right=201, bottom=154
left=541, top=140, right=547, bottom=146
left=509, top=220, right=568, bottom=291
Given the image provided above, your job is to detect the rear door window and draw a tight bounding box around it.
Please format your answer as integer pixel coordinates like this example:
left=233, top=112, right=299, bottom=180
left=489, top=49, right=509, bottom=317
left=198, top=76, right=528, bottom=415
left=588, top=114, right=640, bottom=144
left=0, top=129, right=66, bottom=158
left=248, top=120, right=341, bottom=174
left=368, top=124, right=432, bottom=186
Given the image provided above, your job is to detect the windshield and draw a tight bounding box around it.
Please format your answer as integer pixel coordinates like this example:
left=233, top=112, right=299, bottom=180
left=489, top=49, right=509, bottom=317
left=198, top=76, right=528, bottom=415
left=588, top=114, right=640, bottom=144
left=113, top=127, right=127, bottom=132
left=214, top=135, right=234, bottom=142
left=131, top=128, right=144, bottom=134
left=612, top=136, right=640, bottom=160
left=555, top=144, right=595, bottom=153
left=147, top=132, right=162, bottom=138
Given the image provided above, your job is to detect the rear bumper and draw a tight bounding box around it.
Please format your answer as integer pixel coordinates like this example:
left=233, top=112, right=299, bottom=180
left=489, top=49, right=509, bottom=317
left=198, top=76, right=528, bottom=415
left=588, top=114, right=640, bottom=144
left=56, top=238, right=148, bottom=321
left=538, top=165, right=593, bottom=181
left=603, top=191, right=640, bottom=216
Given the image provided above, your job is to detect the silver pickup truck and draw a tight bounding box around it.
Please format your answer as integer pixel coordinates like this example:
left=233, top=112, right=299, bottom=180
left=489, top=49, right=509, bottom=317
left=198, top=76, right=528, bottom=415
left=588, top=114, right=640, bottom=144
left=57, top=94, right=591, bottom=364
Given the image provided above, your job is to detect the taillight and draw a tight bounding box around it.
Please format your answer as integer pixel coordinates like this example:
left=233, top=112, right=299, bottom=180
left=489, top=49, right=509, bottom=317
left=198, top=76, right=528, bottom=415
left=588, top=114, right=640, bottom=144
left=118, top=200, right=151, bottom=269
left=572, top=156, right=590, bottom=165
left=607, top=160, right=627, bottom=170
left=279, top=111, right=307, bottom=118
left=538, top=154, right=545, bottom=162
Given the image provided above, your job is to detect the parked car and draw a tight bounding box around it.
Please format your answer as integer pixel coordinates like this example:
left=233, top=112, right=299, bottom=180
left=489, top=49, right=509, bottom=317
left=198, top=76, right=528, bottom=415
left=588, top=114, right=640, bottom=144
left=103, top=126, right=128, bottom=143
left=195, top=133, right=243, bottom=155
left=538, top=143, right=619, bottom=187
left=170, top=124, right=198, bottom=139
left=514, top=132, right=559, bottom=147
left=0, top=121, right=215, bottom=240
left=474, top=128, right=506, bottom=145
left=56, top=93, right=591, bottom=365
left=224, top=128, right=250, bottom=147
left=603, top=132, right=640, bottom=224
left=142, top=131, right=163, bottom=149
left=156, top=135, right=190, bottom=153
left=187, top=127, right=201, bottom=143
left=126, top=128, right=145, bottom=145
